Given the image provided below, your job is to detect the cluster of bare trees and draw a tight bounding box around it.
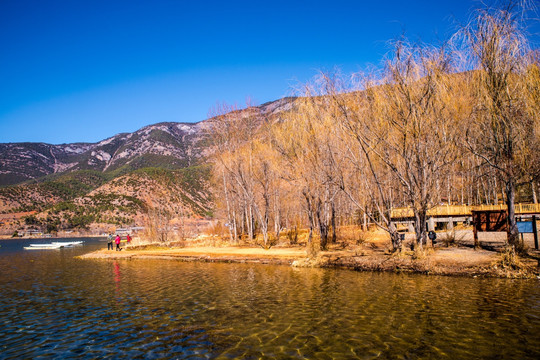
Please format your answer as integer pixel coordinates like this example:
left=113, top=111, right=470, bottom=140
left=209, top=2, right=539, bottom=252
left=210, top=102, right=284, bottom=249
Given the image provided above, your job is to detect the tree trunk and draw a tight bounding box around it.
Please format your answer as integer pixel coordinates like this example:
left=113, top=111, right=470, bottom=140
left=274, top=190, right=282, bottom=241
left=363, top=211, right=367, bottom=231
left=331, top=202, right=337, bottom=244
left=388, top=223, right=402, bottom=251
left=232, top=210, right=238, bottom=244
left=222, top=170, right=236, bottom=243
left=304, top=191, right=318, bottom=256
left=247, top=205, right=254, bottom=241
left=316, top=199, right=329, bottom=251
left=414, top=209, right=427, bottom=249
left=493, top=176, right=499, bottom=204
left=505, top=178, right=519, bottom=246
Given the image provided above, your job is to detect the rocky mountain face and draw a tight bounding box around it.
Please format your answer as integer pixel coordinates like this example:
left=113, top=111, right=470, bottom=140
left=0, top=97, right=295, bottom=187
left=0, top=121, right=209, bottom=186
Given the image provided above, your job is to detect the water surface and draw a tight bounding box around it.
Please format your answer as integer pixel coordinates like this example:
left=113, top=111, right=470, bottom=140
left=0, top=237, right=539, bottom=359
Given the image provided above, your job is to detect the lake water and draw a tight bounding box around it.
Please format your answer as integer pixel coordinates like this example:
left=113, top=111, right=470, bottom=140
left=1, top=237, right=539, bottom=359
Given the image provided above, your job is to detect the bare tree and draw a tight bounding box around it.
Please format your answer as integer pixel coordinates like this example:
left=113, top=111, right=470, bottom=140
left=208, top=102, right=260, bottom=243
left=143, top=198, right=173, bottom=243
left=271, top=89, right=344, bottom=253
left=330, top=42, right=463, bottom=250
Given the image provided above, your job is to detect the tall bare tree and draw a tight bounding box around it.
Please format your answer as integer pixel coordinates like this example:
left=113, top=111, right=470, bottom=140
left=331, top=42, right=463, bottom=249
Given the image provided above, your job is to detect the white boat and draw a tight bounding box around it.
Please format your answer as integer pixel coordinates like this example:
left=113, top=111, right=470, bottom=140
left=52, top=241, right=83, bottom=246
left=24, top=243, right=64, bottom=250
left=24, top=240, right=84, bottom=250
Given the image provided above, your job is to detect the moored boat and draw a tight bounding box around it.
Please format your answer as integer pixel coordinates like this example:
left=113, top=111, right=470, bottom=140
left=52, top=241, right=83, bottom=246
left=24, top=243, right=64, bottom=250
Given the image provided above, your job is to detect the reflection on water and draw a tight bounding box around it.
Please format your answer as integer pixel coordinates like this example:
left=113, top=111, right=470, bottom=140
left=0, top=237, right=539, bottom=359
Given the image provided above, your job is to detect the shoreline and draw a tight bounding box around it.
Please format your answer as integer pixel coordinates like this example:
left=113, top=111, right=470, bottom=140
left=0, top=234, right=106, bottom=241
left=79, top=245, right=540, bottom=278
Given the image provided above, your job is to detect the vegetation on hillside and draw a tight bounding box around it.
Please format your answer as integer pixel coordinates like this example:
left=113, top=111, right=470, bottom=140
left=0, top=170, right=109, bottom=213
left=1, top=164, right=212, bottom=233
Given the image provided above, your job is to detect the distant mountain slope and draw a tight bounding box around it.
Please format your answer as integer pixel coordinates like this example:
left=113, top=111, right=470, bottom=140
left=0, top=122, right=208, bottom=186
left=80, top=166, right=213, bottom=218
left=0, top=170, right=110, bottom=213
left=0, top=165, right=212, bottom=235
left=0, top=97, right=295, bottom=187
left=47, top=166, right=213, bottom=230
left=0, top=142, right=93, bottom=186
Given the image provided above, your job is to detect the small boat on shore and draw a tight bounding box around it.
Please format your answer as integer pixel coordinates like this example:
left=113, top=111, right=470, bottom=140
left=52, top=241, right=83, bottom=246
left=24, top=243, right=64, bottom=250
left=24, top=241, right=83, bottom=250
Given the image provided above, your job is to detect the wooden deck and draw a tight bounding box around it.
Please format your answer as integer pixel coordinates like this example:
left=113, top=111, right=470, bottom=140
left=391, top=203, right=540, bottom=219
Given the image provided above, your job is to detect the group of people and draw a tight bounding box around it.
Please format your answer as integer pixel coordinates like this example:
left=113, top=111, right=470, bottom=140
left=107, top=233, right=132, bottom=250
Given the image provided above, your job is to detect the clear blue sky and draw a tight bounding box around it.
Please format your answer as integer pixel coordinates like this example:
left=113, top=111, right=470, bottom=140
left=0, top=0, right=531, bottom=144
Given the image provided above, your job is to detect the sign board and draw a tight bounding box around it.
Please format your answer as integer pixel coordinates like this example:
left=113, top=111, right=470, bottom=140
left=517, top=221, right=533, bottom=233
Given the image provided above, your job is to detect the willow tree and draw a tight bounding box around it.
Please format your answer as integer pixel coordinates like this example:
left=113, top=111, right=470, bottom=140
left=249, top=135, right=285, bottom=249
left=337, top=43, right=463, bottom=249
left=316, top=72, right=404, bottom=251
left=458, top=3, right=539, bottom=246
left=209, top=102, right=261, bottom=243
left=525, top=52, right=540, bottom=202
left=272, top=92, right=344, bottom=254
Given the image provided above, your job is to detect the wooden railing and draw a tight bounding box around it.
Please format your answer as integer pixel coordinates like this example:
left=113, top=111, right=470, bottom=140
left=390, top=203, right=540, bottom=219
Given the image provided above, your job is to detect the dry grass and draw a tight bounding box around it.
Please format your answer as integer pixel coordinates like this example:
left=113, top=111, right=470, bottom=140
left=429, top=248, right=496, bottom=267
left=494, top=246, right=524, bottom=270
left=437, top=229, right=465, bottom=247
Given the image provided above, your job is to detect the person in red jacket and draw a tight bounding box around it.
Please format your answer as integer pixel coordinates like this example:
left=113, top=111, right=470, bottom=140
left=126, top=234, right=132, bottom=245
left=115, top=234, right=121, bottom=251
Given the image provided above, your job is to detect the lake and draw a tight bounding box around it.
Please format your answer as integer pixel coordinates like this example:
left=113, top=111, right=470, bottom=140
left=0, top=237, right=539, bottom=359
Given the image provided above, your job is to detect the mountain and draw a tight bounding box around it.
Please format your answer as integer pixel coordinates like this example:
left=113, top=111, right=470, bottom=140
left=0, top=97, right=295, bottom=187
left=0, top=121, right=208, bottom=186
left=0, top=97, right=296, bottom=235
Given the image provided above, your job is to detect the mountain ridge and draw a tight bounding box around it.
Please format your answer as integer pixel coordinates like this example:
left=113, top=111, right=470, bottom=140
left=0, top=97, right=296, bottom=187
left=0, top=121, right=207, bottom=186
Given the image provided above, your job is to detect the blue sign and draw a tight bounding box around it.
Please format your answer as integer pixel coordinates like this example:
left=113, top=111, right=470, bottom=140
left=517, top=221, right=533, bottom=233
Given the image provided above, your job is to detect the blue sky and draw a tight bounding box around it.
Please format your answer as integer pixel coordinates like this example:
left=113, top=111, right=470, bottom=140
left=0, top=0, right=533, bottom=144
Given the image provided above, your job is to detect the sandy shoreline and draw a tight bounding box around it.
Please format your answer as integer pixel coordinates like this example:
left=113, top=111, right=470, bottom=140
left=79, top=245, right=540, bottom=278
left=79, top=246, right=306, bottom=265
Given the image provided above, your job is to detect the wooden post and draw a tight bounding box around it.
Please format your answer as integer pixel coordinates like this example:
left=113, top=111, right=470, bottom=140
left=533, top=215, right=538, bottom=250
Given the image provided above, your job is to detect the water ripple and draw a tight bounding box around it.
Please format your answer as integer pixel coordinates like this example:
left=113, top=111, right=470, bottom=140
left=0, top=240, right=540, bottom=359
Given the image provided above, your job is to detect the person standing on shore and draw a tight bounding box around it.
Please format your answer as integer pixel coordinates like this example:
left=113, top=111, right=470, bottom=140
left=107, top=233, right=114, bottom=250
left=126, top=234, right=131, bottom=246
left=115, top=234, right=121, bottom=251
